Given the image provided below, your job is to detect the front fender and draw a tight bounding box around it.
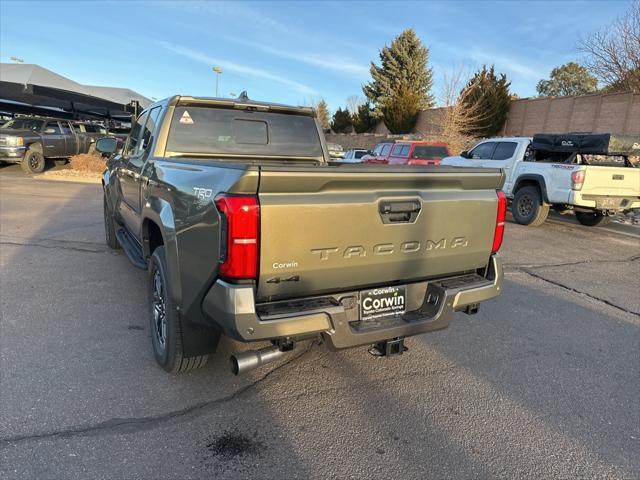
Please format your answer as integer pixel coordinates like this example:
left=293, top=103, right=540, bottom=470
left=142, top=197, right=182, bottom=306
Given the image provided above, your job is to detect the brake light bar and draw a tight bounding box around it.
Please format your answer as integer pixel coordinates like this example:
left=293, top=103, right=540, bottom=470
left=215, top=195, right=260, bottom=280
left=492, top=190, right=507, bottom=253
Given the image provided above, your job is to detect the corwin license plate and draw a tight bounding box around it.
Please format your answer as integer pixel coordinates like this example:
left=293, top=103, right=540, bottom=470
left=360, top=286, right=406, bottom=321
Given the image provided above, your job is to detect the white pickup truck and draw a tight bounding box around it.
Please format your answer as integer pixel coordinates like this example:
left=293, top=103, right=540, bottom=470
left=442, top=134, right=640, bottom=227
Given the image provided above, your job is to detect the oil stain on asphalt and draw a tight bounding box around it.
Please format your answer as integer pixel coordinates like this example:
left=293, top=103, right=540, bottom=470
left=205, top=431, right=262, bottom=461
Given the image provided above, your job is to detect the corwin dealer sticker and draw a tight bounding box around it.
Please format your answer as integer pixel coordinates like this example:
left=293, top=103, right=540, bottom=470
left=360, top=286, right=406, bottom=321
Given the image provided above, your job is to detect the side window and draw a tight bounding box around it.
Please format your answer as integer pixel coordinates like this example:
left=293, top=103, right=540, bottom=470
left=391, top=144, right=404, bottom=155
left=124, top=111, right=149, bottom=157
left=59, top=122, right=73, bottom=135
left=470, top=142, right=495, bottom=159
left=373, top=144, right=383, bottom=155
left=380, top=144, right=391, bottom=157
left=492, top=142, right=517, bottom=160
left=45, top=122, right=62, bottom=134
left=141, top=107, right=162, bottom=153
left=400, top=144, right=410, bottom=156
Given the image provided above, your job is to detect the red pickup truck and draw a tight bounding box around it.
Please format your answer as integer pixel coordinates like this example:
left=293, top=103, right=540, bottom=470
left=363, top=140, right=451, bottom=165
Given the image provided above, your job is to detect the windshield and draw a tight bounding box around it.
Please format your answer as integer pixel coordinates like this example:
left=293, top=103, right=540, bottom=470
left=1, top=118, right=45, bottom=131
left=166, top=107, right=322, bottom=158
left=412, top=145, right=449, bottom=159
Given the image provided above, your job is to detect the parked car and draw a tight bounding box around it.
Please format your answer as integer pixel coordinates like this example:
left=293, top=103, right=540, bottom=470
left=73, top=122, right=128, bottom=151
left=341, top=148, right=370, bottom=162
left=0, top=117, right=92, bottom=173
left=326, top=142, right=344, bottom=159
left=441, top=134, right=640, bottom=226
left=362, top=140, right=450, bottom=165
left=98, top=94, right=505, bottom=375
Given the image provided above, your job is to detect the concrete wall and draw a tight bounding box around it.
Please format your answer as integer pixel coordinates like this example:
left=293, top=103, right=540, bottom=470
left=502, top=92, right=639, bottom=136
left=326, top=92, right=639, bottom=150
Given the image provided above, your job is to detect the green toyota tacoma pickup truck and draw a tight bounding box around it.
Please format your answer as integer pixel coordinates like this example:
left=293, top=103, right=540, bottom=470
left=98, top=94, right=506, bottom=375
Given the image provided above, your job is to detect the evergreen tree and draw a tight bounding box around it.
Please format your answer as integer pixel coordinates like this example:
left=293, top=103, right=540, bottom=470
left=381, top=85, right=421, bottom=134
left=536, top=62, right=598, bottom=97
left=363, top=29, right=434, bottom=117
left=460, top=65, right=511, bottom=138
left=351, top=102, right=377, bottom=133
left=330, top=107, right=352, bottom=133
left=314, top=99, right=330, bottom=131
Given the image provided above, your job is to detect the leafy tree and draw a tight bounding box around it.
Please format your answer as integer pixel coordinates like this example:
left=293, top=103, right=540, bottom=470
left=381, top=85, right=421, bottom=134
left=460, top=65, right=511, bottom=138
left=330, top=107, right=352, bottom=133
left=314, top=99, right=330, bottom=131
left=363, top=29, right=434, bottom=117
left=536, top=62, right=598, bottom=97
left=351, top=102, right=377, bottom=133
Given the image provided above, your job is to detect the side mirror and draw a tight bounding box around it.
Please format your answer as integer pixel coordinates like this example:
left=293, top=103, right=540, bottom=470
left=96, top=137, right=118, bottom=155
left=460, top=150, right=470, bottom=158
left=44, top=128, right=56, bottom=134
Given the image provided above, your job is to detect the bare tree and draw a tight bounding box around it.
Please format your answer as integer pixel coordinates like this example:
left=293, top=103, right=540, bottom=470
left=346, top=95, right=364, bottom=115
left=425, top=67, right=487, bottom=154
left=578, top=0, right=640, bottom=93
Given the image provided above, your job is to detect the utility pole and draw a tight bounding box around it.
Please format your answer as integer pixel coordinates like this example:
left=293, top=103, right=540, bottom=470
left=212, top=66, right=222, bottom=97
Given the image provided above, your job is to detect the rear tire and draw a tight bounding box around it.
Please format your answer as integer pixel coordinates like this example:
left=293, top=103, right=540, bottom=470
left=148, top=246, right=209, bottom=373
left=20, top=148, right=45, bottom=174
left=103, top=194, right=120, bottom=250
left=575, top=211, right=611, bottom=227
left=512, top=186, right=549, bottom=226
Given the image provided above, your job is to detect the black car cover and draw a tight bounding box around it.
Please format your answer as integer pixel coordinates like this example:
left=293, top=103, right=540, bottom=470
left=531, top=133, right=640, bottom=155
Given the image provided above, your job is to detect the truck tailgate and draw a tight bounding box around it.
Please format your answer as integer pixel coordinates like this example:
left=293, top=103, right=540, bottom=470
left=582, top=166, right=640, bottom=197
left=256, top=166, right=504, bottom=301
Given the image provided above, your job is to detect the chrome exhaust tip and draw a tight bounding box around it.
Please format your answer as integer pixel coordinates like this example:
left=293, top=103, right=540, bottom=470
left=230, top=346, right=286, bottom=375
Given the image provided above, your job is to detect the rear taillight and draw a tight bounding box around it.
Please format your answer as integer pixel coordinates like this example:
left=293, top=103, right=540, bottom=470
left=492, top=190, right=507, bottom=253
left=215, top=195, right=259, bottom=280
left=571, top=170, right=585, bottom=190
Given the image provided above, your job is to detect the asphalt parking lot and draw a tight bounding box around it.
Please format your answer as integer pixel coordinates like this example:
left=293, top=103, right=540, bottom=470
left=0, top=164, right=638, bottom=479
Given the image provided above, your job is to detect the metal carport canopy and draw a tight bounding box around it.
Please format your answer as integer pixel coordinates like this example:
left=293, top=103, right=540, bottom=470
left=0, top=63, right=151, bottom=119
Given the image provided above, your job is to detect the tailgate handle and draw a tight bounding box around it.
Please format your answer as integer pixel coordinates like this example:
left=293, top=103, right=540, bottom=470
left=379, top=201, right=421, bottom=224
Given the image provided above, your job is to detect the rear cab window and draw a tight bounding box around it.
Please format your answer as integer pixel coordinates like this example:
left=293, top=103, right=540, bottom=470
left=411, top=145, right=449, bottom=160
left=165, top=106, right=322, bottom=159
left=491, top=142, right=517, bottom=160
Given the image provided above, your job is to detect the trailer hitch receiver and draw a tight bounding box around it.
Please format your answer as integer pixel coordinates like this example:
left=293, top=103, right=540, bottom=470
left=368, top=337, right=407, bottom=357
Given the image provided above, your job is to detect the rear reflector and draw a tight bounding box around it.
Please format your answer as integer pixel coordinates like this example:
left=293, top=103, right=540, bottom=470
left=492, top=190, right=507, bottom=253
left=215, top=195, right=259, bottom=280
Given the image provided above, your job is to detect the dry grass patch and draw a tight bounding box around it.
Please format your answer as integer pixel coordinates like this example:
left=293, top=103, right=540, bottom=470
left=69, top=153, right=107, bottom=173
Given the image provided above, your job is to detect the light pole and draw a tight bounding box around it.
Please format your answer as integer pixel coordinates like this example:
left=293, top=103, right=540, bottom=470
left=212, top=66, right=222, bottom=97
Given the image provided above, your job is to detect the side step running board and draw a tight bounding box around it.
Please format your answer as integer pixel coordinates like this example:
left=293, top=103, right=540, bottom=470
left=115, top=228, right=147, bottom=269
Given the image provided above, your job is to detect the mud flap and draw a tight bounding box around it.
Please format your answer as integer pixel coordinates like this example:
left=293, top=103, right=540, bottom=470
left=179, top=312, right=222, bottom=358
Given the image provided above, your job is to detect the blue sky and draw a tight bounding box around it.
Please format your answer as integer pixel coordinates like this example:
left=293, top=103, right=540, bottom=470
left=0, top=0, right=631, bottom=111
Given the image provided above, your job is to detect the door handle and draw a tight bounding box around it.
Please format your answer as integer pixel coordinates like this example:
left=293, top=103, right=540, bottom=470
left=379, top=200, right=421, bottom=224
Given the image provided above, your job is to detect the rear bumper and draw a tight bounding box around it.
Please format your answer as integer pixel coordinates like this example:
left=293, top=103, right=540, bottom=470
left=0, top=146, right=26, bottom=162
left=569, top=191, right=640, bottom=210
left=202, top=255, right=503, bottom=349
